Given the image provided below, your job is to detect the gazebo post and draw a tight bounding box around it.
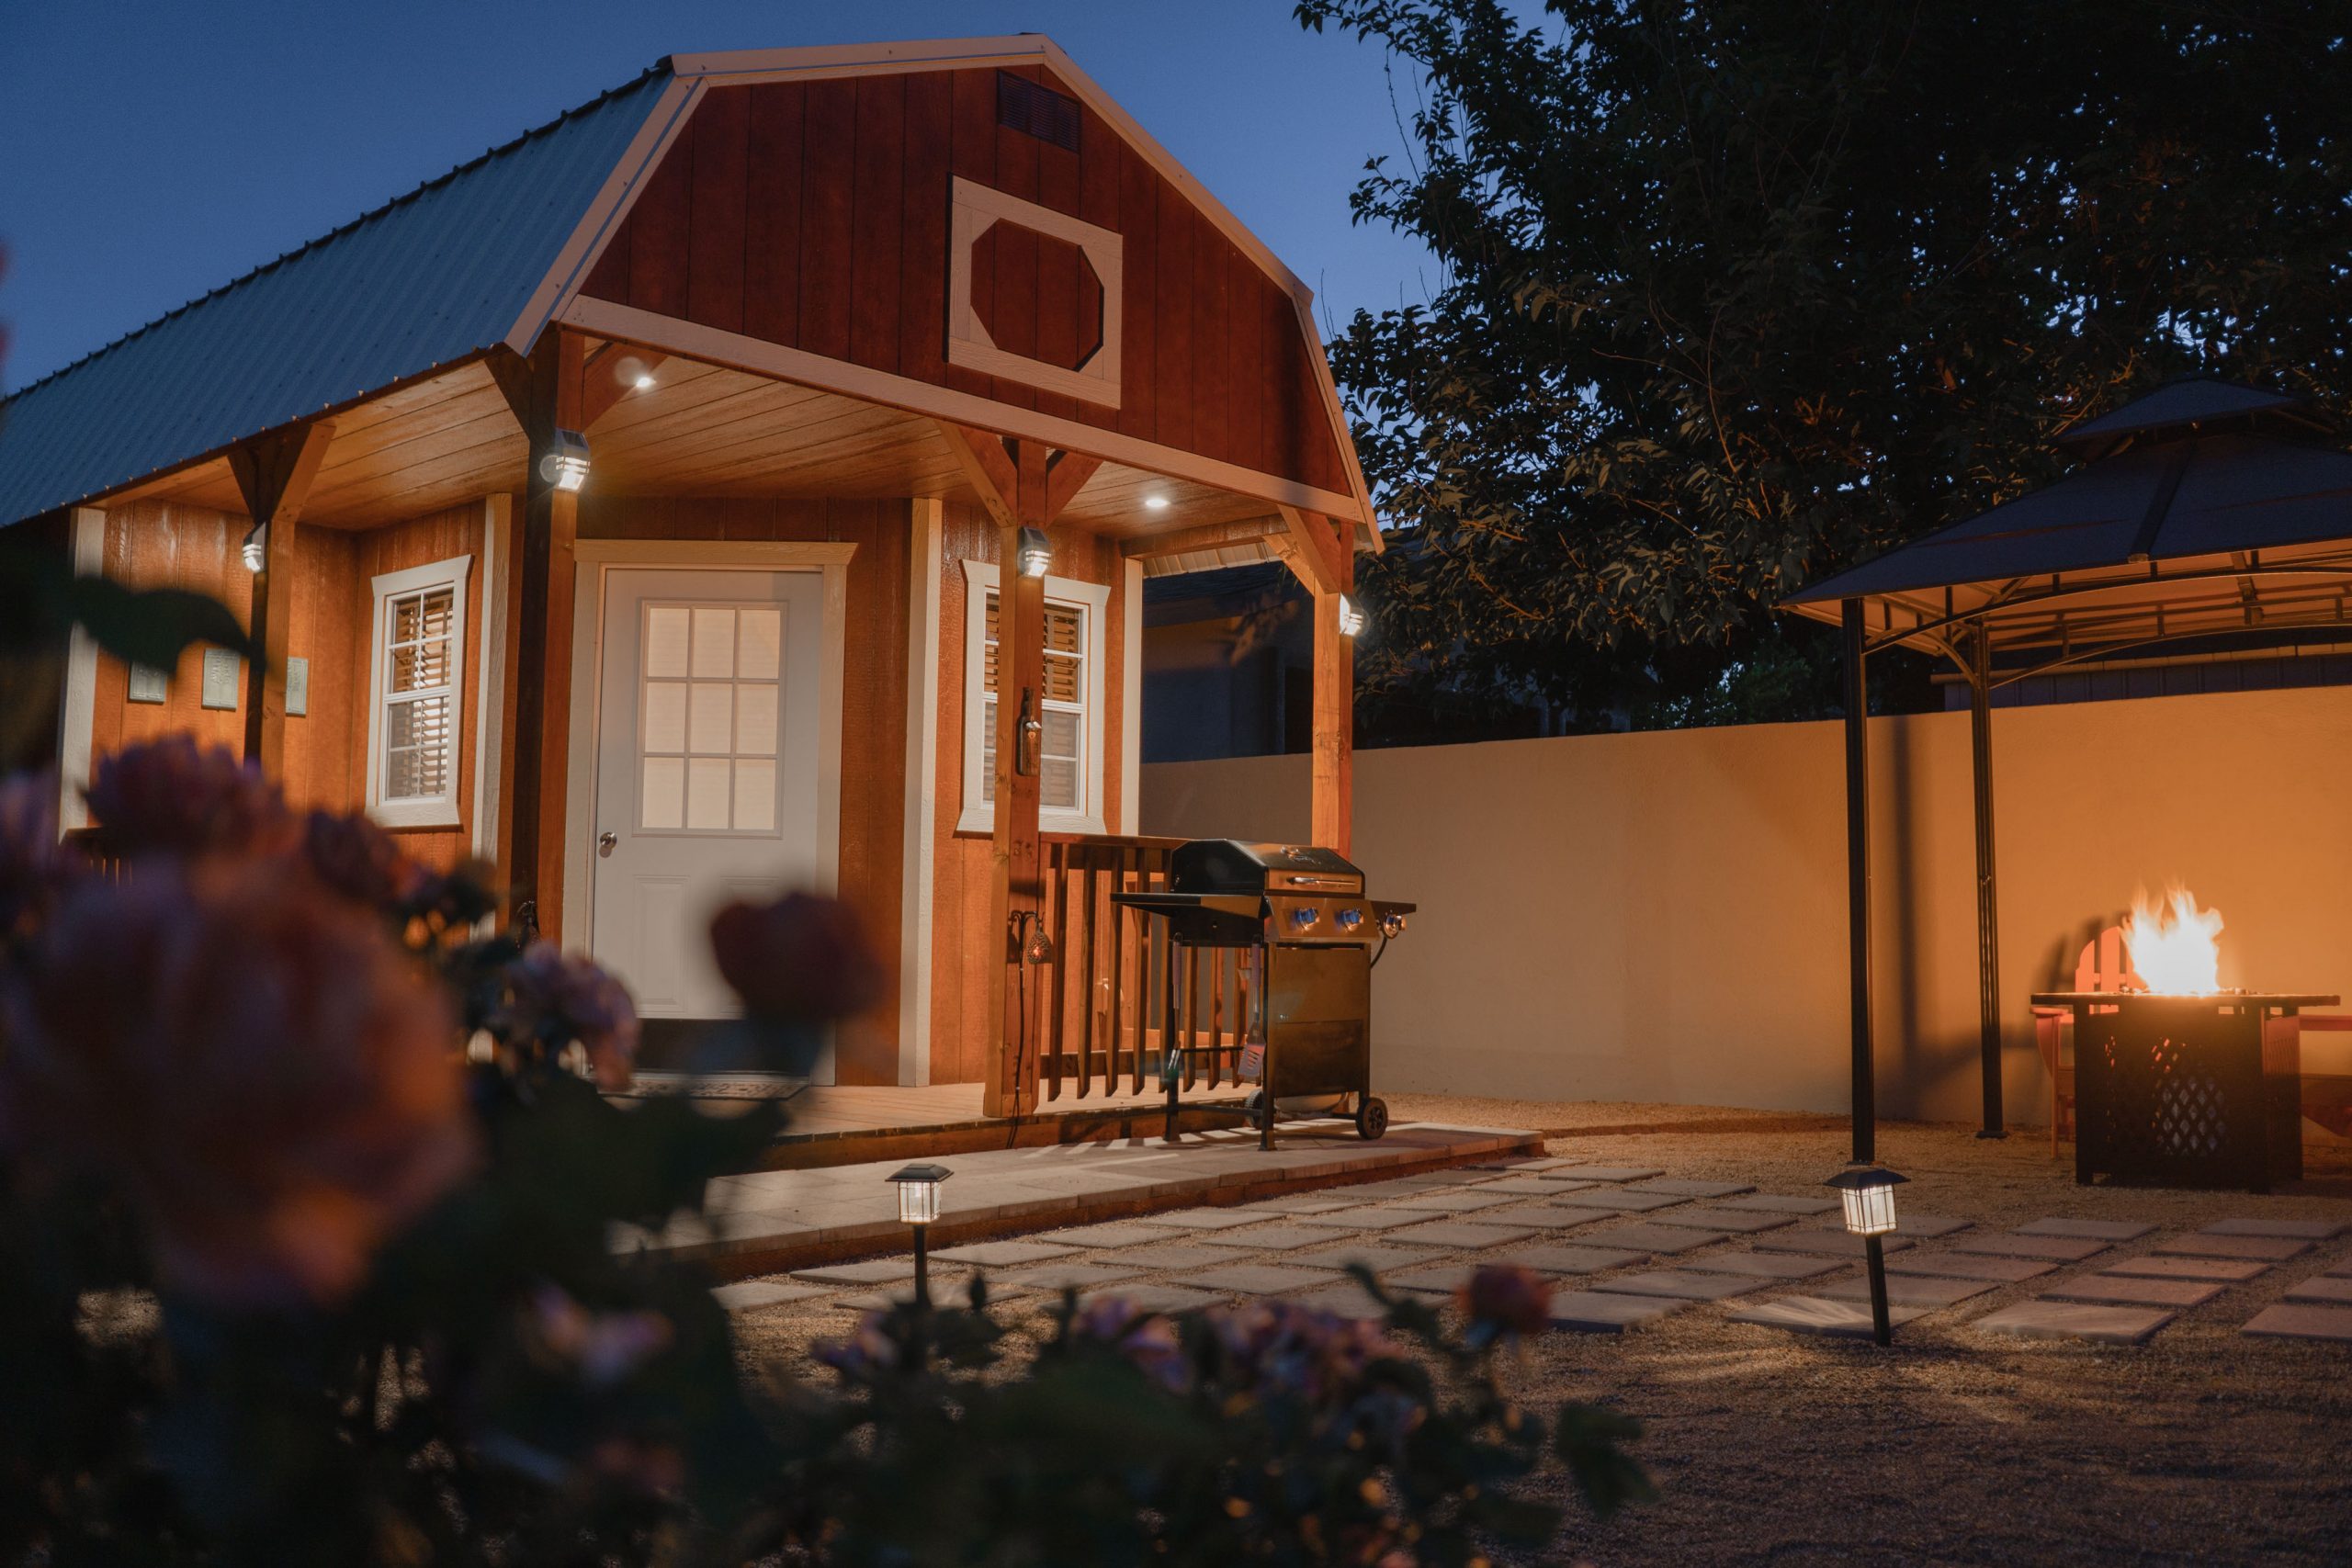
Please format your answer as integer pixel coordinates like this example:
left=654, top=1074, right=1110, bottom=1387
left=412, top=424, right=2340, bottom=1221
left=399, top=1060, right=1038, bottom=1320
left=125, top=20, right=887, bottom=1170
left=1841, top=598, right=1875, bottom=1163
left=1968, top=621, right=2007, bottom=1139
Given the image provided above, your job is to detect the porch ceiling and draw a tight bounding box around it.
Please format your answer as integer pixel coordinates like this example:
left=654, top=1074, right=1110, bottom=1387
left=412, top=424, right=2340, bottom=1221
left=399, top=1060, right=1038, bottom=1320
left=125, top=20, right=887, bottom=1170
left=108, top=351, right=1282, bottom=541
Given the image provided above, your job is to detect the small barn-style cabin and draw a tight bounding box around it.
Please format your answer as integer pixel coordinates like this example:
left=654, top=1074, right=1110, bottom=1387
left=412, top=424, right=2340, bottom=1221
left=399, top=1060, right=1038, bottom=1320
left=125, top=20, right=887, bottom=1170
left=0, top=37, right=1380, bottom=1122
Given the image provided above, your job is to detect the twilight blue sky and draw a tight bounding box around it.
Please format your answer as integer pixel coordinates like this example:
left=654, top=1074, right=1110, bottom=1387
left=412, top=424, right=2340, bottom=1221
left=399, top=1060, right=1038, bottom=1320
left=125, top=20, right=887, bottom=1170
left=0, top=0, right=1502, bottom=391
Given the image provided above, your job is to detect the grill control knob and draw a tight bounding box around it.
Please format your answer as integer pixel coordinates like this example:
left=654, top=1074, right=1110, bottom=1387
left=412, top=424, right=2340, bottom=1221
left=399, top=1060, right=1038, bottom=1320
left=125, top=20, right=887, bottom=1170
left=1336, top=908, right=1364, bottom=931
left=1290, top=905, right=1321, bottom=931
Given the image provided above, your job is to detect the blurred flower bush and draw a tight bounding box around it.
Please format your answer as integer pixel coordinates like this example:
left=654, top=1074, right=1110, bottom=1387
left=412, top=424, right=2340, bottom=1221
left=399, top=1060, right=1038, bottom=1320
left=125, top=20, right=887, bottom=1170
left=0, top=735, right=1645, bottom=1565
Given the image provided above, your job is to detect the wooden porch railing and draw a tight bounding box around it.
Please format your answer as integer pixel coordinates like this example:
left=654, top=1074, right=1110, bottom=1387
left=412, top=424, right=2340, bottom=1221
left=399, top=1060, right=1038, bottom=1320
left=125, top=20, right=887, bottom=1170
left=1023, top=833, right=1252, bottom=1106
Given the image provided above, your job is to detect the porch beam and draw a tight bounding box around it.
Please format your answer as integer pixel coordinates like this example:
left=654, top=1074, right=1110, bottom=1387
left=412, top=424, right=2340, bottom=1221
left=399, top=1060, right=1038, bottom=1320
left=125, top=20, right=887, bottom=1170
left=1119, top=516, right=1286, bottom=560
left=490, top=329, right=588, bottom=941
left=226, top=419, right=335, bottom=775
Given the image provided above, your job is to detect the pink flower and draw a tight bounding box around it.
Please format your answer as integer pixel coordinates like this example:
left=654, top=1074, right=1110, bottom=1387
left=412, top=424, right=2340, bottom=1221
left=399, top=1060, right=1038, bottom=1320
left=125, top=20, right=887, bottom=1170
left=499, top=944, right=639, bottom=1089
left=813, top=1314, right=901, bottom=1379
left=1458, top=1264, right=1553, bottom=1342
left=84, top=736, right=291, bottom=860
left=299, top=808, right=425, bottom=913
left=0, top=860, right=473, bottom=1307
left=0, top=772, right=76, bottom=942
left=707, top=892, right=887, bottom=1023
left=526, top=1285, right=674, bottom=1388
left=1207, top=1300, right=1392, bottom=1402
left=1068, top=1294, right=1189, bottom=1392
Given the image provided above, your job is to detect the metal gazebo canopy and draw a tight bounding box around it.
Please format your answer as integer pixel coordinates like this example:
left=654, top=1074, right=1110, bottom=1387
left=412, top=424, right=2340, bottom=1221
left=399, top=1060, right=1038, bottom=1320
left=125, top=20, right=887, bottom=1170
left=1781, top=378, right=2352, bottom=1156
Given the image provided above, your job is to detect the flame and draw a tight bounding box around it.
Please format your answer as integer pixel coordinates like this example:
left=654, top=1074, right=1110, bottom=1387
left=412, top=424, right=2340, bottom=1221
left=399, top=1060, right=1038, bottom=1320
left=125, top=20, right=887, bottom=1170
left=2120, top=887, right=2224, bottom=994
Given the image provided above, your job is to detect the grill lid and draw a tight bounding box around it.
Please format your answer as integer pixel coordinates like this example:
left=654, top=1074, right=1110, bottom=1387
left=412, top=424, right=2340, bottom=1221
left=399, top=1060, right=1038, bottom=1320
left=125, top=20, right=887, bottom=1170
left=1167, top=840, right=1363, bottom=897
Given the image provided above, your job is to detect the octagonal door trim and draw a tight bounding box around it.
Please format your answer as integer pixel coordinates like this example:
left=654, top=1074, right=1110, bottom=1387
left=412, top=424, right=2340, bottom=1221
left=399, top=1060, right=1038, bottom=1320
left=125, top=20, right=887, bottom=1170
left=946, top=175, right=1124, bottom=408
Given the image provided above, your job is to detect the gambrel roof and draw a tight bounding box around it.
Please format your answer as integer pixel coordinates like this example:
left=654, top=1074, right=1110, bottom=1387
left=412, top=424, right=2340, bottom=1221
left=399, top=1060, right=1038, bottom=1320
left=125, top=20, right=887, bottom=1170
left=0, top=38, right=1374, bottom=536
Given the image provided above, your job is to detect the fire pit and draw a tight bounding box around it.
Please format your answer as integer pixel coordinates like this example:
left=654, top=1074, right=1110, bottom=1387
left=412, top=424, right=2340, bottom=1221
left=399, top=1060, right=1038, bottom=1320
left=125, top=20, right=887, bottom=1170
left=2033, top=890, right=2332, bottom=1191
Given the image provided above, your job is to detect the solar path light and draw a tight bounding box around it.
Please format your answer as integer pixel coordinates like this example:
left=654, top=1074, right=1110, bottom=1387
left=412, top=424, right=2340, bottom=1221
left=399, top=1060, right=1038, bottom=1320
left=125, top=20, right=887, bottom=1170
left=1825, top=1164, right=1907, bottom=1345
left=886, top=1163, right=953, bottom=1308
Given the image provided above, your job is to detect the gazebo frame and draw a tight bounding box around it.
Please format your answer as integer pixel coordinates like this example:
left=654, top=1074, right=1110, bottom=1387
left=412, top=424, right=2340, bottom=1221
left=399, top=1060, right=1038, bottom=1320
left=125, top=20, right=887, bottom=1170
left=1785, top=379, right=2352, bottom=1156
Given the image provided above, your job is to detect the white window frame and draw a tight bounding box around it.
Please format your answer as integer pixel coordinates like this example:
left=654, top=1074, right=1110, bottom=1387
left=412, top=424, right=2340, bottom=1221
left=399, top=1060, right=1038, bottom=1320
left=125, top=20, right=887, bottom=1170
left=366, top=555, right=471, bottom=829
left=957, top=558, right=1108, bottom=836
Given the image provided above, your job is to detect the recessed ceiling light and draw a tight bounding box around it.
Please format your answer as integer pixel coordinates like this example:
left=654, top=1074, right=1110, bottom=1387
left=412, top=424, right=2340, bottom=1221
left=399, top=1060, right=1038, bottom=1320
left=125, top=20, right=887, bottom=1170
left=1143, top=493, right=1170, bottom=512
left=633, top=372, right=657, bottom=391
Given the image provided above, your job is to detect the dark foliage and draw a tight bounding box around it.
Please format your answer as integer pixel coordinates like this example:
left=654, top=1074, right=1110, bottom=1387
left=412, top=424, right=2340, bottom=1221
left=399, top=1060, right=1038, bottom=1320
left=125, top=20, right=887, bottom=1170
left=1299, top=0, right=2351, bottom=733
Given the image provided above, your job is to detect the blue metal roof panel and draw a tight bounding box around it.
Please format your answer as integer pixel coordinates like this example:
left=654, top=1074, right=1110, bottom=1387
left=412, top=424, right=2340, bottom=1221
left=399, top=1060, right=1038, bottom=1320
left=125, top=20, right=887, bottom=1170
left=0, top=67, right=671, bottom=526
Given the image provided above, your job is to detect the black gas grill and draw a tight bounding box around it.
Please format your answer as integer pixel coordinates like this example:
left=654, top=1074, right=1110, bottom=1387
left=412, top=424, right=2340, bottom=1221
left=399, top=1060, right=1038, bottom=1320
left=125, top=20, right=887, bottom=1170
left=1114, top=840, right=1412, bottom=1146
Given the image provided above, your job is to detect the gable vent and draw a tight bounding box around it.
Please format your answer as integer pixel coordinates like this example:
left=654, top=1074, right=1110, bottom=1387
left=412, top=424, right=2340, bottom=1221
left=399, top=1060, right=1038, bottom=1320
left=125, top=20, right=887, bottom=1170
left=997, top=72, right=1080, bottom=153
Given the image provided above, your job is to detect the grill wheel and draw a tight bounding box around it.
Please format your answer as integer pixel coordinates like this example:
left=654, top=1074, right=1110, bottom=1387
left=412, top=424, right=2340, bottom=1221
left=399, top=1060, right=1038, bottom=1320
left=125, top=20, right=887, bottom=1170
left=1356, top=1096, right=1389, bottom=1141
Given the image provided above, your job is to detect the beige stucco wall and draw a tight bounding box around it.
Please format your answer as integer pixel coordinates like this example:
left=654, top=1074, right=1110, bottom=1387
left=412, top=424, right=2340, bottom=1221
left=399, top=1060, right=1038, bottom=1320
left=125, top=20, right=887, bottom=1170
left=1139, top=685, right=2352, bottom=1124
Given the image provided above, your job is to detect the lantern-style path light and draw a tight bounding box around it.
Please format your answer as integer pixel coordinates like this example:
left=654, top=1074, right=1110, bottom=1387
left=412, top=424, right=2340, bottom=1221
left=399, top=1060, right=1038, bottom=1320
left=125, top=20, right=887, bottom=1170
left=1825, top=1165, right=1908, bottom=1345
left=886, top=1163, right=954, bottom=1309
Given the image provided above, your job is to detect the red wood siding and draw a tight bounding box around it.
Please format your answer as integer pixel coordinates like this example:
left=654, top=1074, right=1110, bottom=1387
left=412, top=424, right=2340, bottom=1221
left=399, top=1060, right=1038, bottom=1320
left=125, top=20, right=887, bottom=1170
left=90, top=501, right=485, bottom=874
left=581, top=68, right=1352, bottom=500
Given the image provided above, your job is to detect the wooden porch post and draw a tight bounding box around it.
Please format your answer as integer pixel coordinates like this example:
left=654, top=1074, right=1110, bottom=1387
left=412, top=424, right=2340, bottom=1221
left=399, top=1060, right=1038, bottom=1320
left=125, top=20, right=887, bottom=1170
left=227, top=420, right=335, bottom=776
left=1276, top=507, right=1356, bottom=856
left=491, top=331, right=587, bottom=942
left=938, top=422, right=1100, bottom=1118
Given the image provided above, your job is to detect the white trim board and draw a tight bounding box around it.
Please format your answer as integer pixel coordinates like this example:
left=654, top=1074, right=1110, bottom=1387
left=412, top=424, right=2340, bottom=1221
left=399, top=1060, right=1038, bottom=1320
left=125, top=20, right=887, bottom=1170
left=899, top=501, right=944, bottom=1086
left=560, top=296, right=1369, bottom=528
left=365, top=554, right=472, bottom=830
left=947, top=176, right=1123, bottom=408
left=956, top=558, right=1111, bottom=838
left=1121, top=557, right=1142, bottom=836
left=55, top=507, right=106, bottom=830
left=469, top=495, right=512, bottom=862
left=559, top=539, right=858, bottom=959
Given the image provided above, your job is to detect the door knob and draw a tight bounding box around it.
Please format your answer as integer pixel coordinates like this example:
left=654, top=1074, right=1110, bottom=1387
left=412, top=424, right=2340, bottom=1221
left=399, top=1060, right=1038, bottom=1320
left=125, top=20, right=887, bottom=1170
left=597, top=830, right=617, bottom=857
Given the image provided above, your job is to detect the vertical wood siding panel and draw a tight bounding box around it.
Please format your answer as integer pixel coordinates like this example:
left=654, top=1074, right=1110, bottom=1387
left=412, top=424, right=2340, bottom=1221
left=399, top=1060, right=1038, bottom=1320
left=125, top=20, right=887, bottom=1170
left=797, top=78, right=859, bottom=365
left=986, top=71, right=1042, bottom=414
left=1071, top=99, right=1122, bottom=434
left=1114, top=141, right=1159, bottom=447
left=849, top=74, right=908, bottom=377
left=628, top=111, right=694, bottom=320
left=1226, top=247, right=1266, bottom=479
left=1153, top=178, right=1194, bottom=454
left=942, top=67, right=1001, bottom=407
left=1027, top=78, right=1083, bottom=427
left=685, top=85, right=750, bottom=335
left=899, top=72, right=954, bottom=386
left=743, top=82, right=808, bottom=348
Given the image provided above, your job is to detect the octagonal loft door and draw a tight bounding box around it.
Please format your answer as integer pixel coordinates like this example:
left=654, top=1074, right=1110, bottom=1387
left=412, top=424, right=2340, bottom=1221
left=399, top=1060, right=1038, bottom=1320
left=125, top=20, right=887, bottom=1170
left=590, top=568, right=825, bottom=1029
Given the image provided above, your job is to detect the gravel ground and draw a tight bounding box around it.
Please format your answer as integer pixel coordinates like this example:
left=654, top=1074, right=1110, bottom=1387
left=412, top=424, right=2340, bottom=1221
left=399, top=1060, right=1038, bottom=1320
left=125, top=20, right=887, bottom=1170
left=728, top=1097, right=2352, bottom=1566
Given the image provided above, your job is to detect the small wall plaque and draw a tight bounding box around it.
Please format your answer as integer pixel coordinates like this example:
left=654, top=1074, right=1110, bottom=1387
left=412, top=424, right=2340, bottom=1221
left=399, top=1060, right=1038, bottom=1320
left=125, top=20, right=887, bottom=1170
left=127, top=662, right=169, bottom=704
left=286, top=656, right=309, bottom=717
left=199, top=648, right=242, bottom=711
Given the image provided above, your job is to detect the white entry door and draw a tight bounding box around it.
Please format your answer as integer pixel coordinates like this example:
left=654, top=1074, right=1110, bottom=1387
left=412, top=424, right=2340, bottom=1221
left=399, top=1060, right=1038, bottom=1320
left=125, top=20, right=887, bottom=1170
left=589, top=568, right=827, bottom=1025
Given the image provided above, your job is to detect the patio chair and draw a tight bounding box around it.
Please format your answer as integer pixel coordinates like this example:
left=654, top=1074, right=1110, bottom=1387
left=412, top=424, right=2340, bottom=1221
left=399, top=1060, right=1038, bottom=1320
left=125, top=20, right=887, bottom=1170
left=2030, top=927, right=2141, bottom=1155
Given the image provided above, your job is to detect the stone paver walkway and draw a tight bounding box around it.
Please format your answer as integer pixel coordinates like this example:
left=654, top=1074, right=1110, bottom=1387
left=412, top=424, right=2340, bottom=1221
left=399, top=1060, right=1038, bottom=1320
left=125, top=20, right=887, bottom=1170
left=705, top=1156, right=2352, bottom=1359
